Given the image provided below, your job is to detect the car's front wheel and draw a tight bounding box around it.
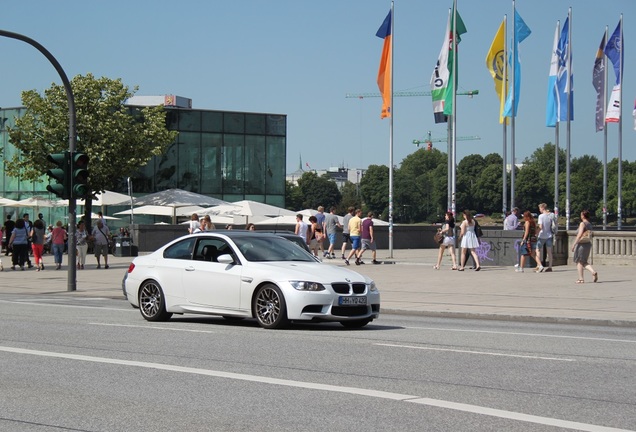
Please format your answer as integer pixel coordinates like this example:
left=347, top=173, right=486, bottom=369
left=139, top=280, right=172, bottom=321
left=253, top=284, right=288, bottom=329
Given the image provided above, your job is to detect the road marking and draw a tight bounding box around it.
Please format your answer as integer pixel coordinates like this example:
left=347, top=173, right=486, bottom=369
left=405, top=326, right=636, bottom=344
left=376, top=343, right=575, bottom=361
left=0, top=299, right=131, bottom=312
left=89, top=323, right=216, bottom=334
left=0, top=345, right=629, bottom=432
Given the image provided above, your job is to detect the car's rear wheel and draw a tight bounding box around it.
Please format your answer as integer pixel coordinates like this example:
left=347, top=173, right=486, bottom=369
left=340, top=319, right=371, bottom=328
left=253, top=284, right=288, bottom=329
left=139, top=280, right=172, bottom=321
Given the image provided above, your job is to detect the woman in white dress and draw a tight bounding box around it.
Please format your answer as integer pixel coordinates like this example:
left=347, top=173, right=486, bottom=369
left=458, top=209, right=481, bottom=271
left=434, top=211, right=458, bottom=270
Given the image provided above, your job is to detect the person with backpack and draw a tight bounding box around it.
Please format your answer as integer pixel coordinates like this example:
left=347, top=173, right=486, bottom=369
left=535, top=203, right=555, bottom=273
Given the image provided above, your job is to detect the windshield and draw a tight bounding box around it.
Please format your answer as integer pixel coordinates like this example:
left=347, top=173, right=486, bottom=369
left=233, top=235, right=316, bottom=262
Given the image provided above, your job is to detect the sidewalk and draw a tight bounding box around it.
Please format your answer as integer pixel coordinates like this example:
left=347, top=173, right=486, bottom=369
left=1, top=249, right=634, bottom=327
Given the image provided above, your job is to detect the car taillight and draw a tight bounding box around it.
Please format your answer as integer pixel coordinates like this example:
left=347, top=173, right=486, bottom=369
left=127, top=263, right=135, bottom=273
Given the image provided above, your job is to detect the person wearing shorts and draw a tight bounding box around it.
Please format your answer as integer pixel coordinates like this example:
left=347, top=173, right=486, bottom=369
left=358, top=211, right=379, bottom=264
left=340, top=207, right=355, bottom=259
left=344, top=209, right=362, bottom=266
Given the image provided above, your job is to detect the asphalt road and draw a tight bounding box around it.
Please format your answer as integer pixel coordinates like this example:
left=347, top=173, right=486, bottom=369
left=1, top=295, right=634, bottom=432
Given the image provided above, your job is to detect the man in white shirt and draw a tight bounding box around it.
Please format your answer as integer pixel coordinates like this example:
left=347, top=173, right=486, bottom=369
left=294, top=214, right=310, bottom=246
left=535, top=203, right=554, bottom=273
left=503, top=207, right=519, bottom=230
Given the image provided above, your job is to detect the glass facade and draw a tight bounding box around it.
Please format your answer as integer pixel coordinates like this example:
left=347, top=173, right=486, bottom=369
left=0, top=106, right=287, bottom=224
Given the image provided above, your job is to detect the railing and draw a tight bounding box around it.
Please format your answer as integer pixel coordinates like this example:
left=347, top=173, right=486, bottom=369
left=581, top=231, right=636, bottom=266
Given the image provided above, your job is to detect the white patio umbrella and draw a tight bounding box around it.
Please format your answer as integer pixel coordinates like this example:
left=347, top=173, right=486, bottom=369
left=131, top=189, right=228, bottom=223
left=82, top=190, right=130, bottom=206
left=11, top=196, right=65, bottom=213
left=91, top=212, right=120, bottom=220
left=0, top=197, right=20, bottom=206
left=114, top=205, right=205, bottom=222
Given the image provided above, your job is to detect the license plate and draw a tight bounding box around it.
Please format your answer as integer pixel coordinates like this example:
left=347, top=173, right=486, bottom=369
left=339, top=296, right=367, bottom=305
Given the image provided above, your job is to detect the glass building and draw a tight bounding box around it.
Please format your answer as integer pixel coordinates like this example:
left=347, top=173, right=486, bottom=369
left=0, top=102, right=287, bottom=224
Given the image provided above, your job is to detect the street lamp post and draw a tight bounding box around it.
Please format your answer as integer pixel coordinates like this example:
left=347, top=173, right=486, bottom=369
left=0, top=29, right=78, bottom=291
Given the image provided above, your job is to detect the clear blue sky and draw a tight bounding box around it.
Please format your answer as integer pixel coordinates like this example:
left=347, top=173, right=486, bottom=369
left=1, top=0, right=634, bottom=174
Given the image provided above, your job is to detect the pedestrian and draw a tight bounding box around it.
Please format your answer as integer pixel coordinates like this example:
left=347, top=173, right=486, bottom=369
left=340, top=207, right=355, bottom=260
left=504, top=207, right=520, bottom=230
left=76, top=220, right=89, bottom=269
left=246, top=223, right=255, bottom=231
left=4, top=214, right=15, bottom=256
left=344, top=209, right=363, bottom=266
left=188, top=213, right=200, bottom=234
left=535, top=203, right=555, bottom=272
left=323, top=206, right=341, bottom=259
left=91, top=220, right=111, bottom=269
left=358, top=211, right=380, bottom=265
left=516, top=211, right=537, bottom=273
left=307, top=215, right=320, bottom=257
left=434, top=211, right=458, bottom=270
left=294, top=214, right=310, bottom=247
left=50, top=220, right=67, bottom=270
left=204, top=215, right=216, bottom=230
left=22, top=213, right=33, bottom=268
left=315, top=206, right=326, bottom=257
left=458, top=210, right=481, bottom=271
left=462, top=218, right=483, bottom=269
left=96, top=211, right=106, bottom=228
left=30, top=218, right=46, bottom=271
left=571, top=210, right=598, bottom=284
left=8, top=218, right=30, bottom=270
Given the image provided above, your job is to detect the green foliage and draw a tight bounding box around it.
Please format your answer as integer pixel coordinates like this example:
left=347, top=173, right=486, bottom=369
left=359, top=165, right=389, bottom=218
left=6, top=73, right=178, bottom=194
left=296, top=171, right=342, bottom=210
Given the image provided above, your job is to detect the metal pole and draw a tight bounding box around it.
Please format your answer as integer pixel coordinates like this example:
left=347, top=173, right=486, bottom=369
left=617, top=14, right=623, bottom=230
left=0, top=29, right=77, bottom=291
left=388, top=1, right=394, bottom=257
left=565, top=8, right=572, bottom=231
left=602, top=26, right=608, bottom=230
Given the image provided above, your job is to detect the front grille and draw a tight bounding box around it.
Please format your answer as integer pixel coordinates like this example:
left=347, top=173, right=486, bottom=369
left=332, top=283, right=350, bottom=294
left=352, top=283, right=366, bottom=294
left=332, top=306, right=369, bottom=317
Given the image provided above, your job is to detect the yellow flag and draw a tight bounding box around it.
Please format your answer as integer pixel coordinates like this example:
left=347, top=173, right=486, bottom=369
left=485, top=20, right=506, bottom=124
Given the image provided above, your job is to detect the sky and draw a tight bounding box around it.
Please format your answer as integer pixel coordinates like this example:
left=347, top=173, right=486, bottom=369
left=1, top=0, right=635, bottom=175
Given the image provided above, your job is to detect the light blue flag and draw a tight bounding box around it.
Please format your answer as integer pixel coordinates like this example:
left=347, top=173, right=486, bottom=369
left=546, top=22, right=559, bottom=127
left=503, top=9, right=531, bottom=118
left=556, top=17, right=573, bottom=122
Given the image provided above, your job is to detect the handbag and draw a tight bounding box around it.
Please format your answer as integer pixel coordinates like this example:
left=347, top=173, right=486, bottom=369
left=579, top=230, right=592, bottom=244
left=474, top=221, right=484, bottom=238
left=434, top=231, right=444, bottom=245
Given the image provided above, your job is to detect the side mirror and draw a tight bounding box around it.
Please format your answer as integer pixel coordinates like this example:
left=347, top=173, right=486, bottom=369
left=217, top=254, right=234, bottom=264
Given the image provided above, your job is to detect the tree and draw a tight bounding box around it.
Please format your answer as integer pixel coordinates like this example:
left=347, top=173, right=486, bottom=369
left=285, top=181, right=303, bottom=211
left=338, top=181, right=361, bottom=214
left=359, top=164, right=389, bottom=219
left=296, top=171, right=341, bottom=210
left=6, top=73, right=178, bottom=220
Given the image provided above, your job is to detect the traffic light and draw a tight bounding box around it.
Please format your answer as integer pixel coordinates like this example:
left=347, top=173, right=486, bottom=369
left=46, top=152, right=70, bottom=199
left=71, top=152, right=90, bottom=199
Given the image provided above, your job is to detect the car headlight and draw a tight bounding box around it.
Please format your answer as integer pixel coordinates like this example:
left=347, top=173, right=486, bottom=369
left=368, top=281, right=378, bottom=292
left=290, top=281, right=325, bottom=291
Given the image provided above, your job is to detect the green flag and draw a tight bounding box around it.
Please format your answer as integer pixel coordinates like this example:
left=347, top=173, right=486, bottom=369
left=443, top=5, right=467, bottom=116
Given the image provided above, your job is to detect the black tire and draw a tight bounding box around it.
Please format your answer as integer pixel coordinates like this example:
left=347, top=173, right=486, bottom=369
left=138, top=280, right=172, bottom=321
left=253, top=284, right=289, bottom=329
left=340, top=319, right=372, bottom=328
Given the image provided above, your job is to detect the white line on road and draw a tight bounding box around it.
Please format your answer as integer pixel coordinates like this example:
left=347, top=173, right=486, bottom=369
left=405, top=326, right=636, bottom=344
left=376, top=343, right=575, bottom=361
left=1, top=345, right=628, bottom=432
left=89, top=322, right=216, bottom=334
left=0, top=299, right=131, bottom=312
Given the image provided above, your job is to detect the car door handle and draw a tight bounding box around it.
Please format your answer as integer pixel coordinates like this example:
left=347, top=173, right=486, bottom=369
left=185, top=266, right=195, bottom=272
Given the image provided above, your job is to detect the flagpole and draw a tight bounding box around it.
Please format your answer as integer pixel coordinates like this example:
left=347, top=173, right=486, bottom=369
left=502, top=15, right=508, bottom=215
left=447, top=121, right=452, bottom=212
left=451, top=0, right=457, bottom=219
left=510, top=0, right=516, bottom=209
left=617, top=13, right=623, bottom=230
left=565, top=7, right=572, bottom=231
left=388, top=0, right=394, bottom=256
left=602, top=25, right=608, bottom=230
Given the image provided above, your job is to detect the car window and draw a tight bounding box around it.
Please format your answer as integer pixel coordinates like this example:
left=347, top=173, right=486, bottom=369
left=233, top=236, right=315, bottom=262
left=163, top=237, right=197, bottom=260
left=194, top=238, right=235, bottom=263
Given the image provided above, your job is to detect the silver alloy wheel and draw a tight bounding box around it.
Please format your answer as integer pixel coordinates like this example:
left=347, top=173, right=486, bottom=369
left=139, top=280, right=172, bottom=321
left=254, top=284, right=287, bottom=329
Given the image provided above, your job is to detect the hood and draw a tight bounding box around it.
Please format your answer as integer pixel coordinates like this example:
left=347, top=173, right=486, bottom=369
left=246, top=261, right=371, bottom=284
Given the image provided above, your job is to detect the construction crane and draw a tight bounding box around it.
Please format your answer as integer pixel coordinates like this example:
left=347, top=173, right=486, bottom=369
left=345, top=89, right=479, bottom=99
left=413, top=131, right=481, bottom=151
